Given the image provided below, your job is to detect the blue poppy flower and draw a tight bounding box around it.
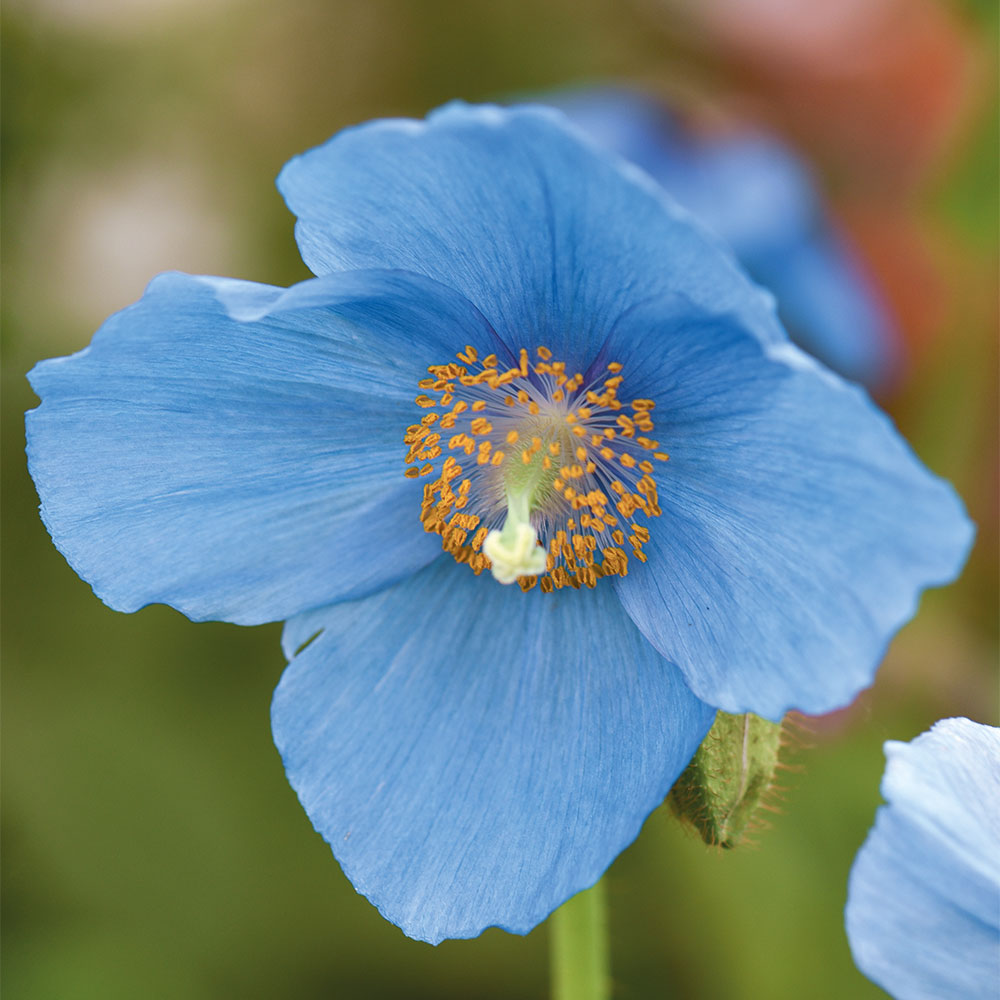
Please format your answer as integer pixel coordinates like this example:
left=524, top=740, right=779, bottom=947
left=545, top=87, right=900, bottom=389
left=26, top=103, right=972, bottom=943
left=846, top=718, right=1000, bottom=999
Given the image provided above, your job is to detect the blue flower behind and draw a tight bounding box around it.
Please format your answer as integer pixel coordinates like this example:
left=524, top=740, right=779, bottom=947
left=26, top=103, right=972, bottom=943
left=546, top=87, right=900, bottom=389
left=846, top=718, right=1000, bottom=999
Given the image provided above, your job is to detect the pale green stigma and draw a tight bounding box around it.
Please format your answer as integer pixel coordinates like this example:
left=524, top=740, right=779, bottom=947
left=482, top=487, right=547, bottom=584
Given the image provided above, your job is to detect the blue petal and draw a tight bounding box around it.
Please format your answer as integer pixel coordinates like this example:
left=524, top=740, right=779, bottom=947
left=759, top=230, right=899, bottom=388
left=548, top=88, right=817, bottom=258
left=846, top=719, right=1000, bottom=1000
left=27, top=269, right=504, bottom=624
left=602, top=298, right=972, bottom=718
left=546, top=87, right=896, bottom=388
left=271, top=555, right=714, bottom=943
left=277, top=101, right=786, bottom=372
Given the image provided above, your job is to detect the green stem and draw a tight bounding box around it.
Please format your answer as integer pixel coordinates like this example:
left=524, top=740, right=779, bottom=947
left=550, top=880, right=610, bottom=1000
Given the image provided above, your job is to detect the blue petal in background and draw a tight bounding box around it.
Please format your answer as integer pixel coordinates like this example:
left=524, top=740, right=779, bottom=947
left=547, top=87, right=900, bottom=389
left=846, top=718, right=1000, bottom=1000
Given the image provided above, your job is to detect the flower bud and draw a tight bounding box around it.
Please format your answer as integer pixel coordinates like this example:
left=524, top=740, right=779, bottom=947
left=668, top=711, right=784, bottom=848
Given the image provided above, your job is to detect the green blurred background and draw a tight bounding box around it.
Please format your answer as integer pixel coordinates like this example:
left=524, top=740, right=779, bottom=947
left=3, top=1, right=997, bottom=997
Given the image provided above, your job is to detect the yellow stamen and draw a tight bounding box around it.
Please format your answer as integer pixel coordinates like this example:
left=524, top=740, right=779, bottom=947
left=406, top=345, right=666, bottom=592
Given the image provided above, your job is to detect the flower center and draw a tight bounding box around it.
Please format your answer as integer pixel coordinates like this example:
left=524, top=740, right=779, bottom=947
left=403, top=346, right=668, bottom=592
